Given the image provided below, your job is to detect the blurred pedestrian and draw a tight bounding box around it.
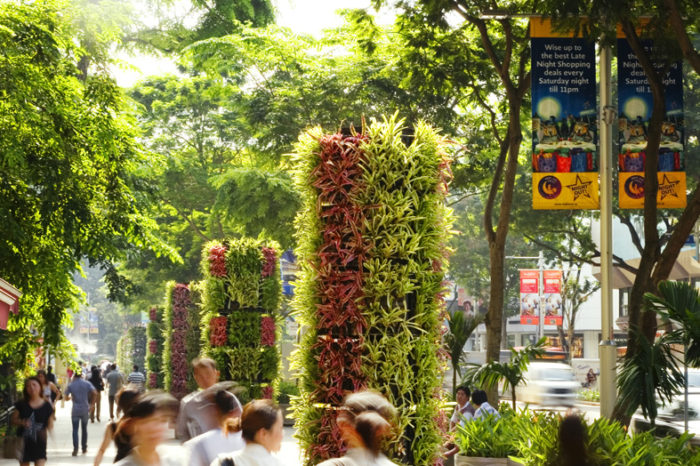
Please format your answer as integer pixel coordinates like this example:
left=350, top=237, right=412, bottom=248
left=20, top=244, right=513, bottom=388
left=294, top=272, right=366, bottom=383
left=93, top=386, right=141, bottom=465
left=184, top=389, right=245, bottom=466
left=113, top=391, right=182, bottom=465
left=46, top=365, right=57, bottom=385
left=176, top=357, right=242, bottom=441
left=107, top=364, right=126, bottom=420
left=585, top=369, right=597, bottom=388
left=10, top=376, right=54, bottom=466
left=127, top=365, right=146, bottom=393
left=210, top=399, right=284, bottom=466
left=36, top=370, right=61, bottom=408
left=317, top=391, right=398, bottom=466
left=558, top=415, right=589, bottom=466
left=90, top=366, right=106, bottom=422
left=471, top=390, right=500, bottom=420
left=65, top=371, right=97, bottom=456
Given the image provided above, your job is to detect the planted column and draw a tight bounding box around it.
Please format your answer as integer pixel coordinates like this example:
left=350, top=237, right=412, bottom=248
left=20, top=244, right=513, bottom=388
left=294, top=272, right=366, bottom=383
left=146, top=306, right=164, bottom=389
left=200, top=238, right=281, bottom=401
left=291, top=116, right=453, bottom=465
left=163, top=283, right=199, bottom=399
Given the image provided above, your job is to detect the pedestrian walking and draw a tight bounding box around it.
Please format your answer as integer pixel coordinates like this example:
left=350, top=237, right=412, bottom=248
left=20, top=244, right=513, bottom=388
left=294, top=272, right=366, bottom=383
left=127, top=365, right=146, bottom=393
left=184, top=389, right=245, bottom=466
left=46, top=365, right=57, bottom=385
left=89, top=366, right=105, bottom=422
left=210, top=399, right=285, bottom=466
left=10, top=376, right=54, bottom=466
left=93, top=387, right=141, bottom=465
left=175, top=357, right=242, bottom=441
left=471, top=390, right=500, bottom=420
left=317, top=391, right=398, bottom=466
left=107, top=363, right=126, bottom=419
left=36, top=369, right=61, bottom=408
left=113, top=391, right=182, bottom=466
left=64, top=371, right=97, bottom=456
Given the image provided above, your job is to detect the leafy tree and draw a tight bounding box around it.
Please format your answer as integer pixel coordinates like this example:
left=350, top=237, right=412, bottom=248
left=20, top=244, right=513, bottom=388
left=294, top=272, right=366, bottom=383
left=0, top=1, right=174, bottom=366
left=559, top=266, right=599, bottom=360
left=445, top=310, right=484, bottom=396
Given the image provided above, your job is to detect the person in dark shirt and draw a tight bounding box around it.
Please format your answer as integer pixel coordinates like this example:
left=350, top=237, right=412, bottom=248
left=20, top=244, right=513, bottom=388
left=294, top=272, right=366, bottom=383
left=89, top=366, right=105, bottom=422
left=11, top=376, right=54, bottom=465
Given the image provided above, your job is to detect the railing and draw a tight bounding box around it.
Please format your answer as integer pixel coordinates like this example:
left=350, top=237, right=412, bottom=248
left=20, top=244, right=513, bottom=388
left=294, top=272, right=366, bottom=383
left=0, top=406, right=14, bottom=430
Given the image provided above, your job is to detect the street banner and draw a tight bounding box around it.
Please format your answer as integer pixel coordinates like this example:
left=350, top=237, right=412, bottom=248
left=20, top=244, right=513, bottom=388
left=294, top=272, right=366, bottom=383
left=617, top=30, right=685, bottom=209
left=543, top=270, right=563, bottom=325
left=520, top=270, right=539, bottom=325
left=531, top=18, right=599, bottom=210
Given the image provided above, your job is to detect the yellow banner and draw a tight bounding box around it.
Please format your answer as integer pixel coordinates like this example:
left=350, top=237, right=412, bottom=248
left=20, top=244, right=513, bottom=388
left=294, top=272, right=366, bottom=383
left=533, top=173, right=599, bottom=210
left=619, top=172, right=687, bottom=209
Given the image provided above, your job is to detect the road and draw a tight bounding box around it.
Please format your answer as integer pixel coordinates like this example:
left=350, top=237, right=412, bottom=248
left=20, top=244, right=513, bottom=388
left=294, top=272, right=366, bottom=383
left=0, top=399, right=303, bottom=466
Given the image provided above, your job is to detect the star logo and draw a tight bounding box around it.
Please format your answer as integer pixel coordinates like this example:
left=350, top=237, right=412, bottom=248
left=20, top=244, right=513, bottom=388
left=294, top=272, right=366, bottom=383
left=658, top=174, right=680, bottom=200
left=565, top=175, right=592, bottom=201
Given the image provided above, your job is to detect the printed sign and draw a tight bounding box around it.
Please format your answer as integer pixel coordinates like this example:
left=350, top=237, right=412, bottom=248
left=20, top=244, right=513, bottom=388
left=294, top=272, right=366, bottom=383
left=531, top=18, right=599, bottom=210
left=520, top=270, right=539, bottom=325
left=543, top=270, right=563, bottom=325
left=617, top=32, right=685, bottom=208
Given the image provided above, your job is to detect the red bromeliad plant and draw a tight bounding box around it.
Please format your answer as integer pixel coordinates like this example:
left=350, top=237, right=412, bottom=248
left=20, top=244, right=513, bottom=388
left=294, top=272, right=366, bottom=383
left=164, top=283, right=195, bottom=399
left=208, top=245, right=228, bottom=278
left=209, top=316, right=228, bottom=347
left=260, top=316, right=276, bottom=346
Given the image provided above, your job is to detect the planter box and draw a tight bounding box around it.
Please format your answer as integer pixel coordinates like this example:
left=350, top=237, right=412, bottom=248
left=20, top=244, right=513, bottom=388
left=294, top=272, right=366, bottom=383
left=456, top=455, right=517, bottom=465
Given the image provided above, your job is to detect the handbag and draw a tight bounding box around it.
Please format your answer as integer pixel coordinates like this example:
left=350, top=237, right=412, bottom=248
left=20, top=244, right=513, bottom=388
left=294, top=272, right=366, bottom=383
left=2, top=435, right=23, bottom=460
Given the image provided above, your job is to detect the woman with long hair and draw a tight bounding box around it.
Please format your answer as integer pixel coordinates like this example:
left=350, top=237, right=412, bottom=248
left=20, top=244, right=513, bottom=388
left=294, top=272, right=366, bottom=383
left=93, top=386, right=141, bottom=465
left=317, top=391, right=398, bottom=466
left=113, top=391, right=181, bottom=466
left=89, top=365, right=106, bottom=422
left=211, top=399, right=284, bottom=466
left=10, top=376, right=54, bottom=466
left=35, top=370, right=61, bottom=408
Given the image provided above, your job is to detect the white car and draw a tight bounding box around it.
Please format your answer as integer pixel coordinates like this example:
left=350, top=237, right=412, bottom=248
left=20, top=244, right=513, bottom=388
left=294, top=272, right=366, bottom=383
left=516, top=361, right=579, bottom=407
left=630, top=393, right=700, bottom=446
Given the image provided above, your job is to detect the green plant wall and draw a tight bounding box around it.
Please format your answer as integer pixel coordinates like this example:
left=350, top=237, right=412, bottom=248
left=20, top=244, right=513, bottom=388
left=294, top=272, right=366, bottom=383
left=163, top=282, right=199, bottom=399
left=199, top=238, right=282, bottom=403
left=116, top=326, right=146, bottom=376
left=146, top=306, right=165, bottom=388
left=290, top=115, right=453, bottom=465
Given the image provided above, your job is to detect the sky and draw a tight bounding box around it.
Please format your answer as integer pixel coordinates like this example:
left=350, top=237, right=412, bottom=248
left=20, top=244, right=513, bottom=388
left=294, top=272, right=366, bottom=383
left=112, top=0, right=391, bottom=88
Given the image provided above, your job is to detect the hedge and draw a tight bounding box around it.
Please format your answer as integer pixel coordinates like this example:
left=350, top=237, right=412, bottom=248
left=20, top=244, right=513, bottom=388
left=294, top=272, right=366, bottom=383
left=146, top=306, right=165, bottom=389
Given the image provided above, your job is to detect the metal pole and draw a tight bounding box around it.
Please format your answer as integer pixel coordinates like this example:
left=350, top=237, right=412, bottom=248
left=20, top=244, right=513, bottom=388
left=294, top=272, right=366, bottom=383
left=599, top=43, right=617, bottom=419
left=538, top=250, right=544, bottom=340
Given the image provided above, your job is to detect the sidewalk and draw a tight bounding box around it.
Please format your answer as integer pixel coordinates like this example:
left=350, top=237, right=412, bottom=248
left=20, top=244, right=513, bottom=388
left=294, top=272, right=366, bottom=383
left=1, top=398, right=302, bottom=465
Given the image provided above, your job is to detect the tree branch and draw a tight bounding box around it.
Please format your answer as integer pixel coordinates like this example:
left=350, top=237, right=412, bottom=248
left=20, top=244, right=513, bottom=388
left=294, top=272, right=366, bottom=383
left=664, top=0, right=700, bottom=75
left=617, top=213, right=645, bottom=255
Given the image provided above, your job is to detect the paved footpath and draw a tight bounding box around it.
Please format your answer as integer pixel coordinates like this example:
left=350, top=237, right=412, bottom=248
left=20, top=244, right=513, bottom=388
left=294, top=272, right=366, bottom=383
left=1, top=399, right=302, bottom=465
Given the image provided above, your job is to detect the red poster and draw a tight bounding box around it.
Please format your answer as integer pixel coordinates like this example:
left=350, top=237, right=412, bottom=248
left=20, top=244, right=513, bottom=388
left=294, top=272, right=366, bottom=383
left=520, top=270, right=539, bottom=325
left=543, top=270, right=563, bottom=325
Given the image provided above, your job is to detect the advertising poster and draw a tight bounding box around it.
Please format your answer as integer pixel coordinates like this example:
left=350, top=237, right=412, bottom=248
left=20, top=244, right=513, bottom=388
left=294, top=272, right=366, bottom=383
left=617, top=32, right=685, bottom=208
left=543, top=270, right=563, bottom=325
left=520, top=270, right=539, bottom=325
left=531, top=18, right=599, bottom=210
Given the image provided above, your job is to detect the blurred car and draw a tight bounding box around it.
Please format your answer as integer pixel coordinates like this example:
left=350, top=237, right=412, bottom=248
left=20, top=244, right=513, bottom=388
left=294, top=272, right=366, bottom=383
left=515, top=361, right=579, bottom=407
left=630, top=393, right=700, bottom=446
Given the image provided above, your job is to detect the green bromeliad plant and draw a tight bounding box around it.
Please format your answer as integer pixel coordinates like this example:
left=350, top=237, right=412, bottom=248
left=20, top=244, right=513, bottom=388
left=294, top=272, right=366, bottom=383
left=199, top=238, right=281, bottom=403
left=291, top=115, right=453, bottom=465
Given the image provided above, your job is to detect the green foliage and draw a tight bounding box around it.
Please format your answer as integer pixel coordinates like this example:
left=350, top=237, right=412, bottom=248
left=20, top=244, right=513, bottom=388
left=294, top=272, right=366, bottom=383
left=445, top=310, right=484, bottom=395
left=228, top=312, right=261, bottom=347
left=455, top=406, right=699, bottom=465
left=645, top=280, right=700, bottom=366
left=0, top=0, right=175, bottom=367
left=277, top=379, right=299, bottom=404
left=578, top=389, right=600, bottom=402
left=616, top=330, right=685, bottom=424
left=467, top=339, right=546, bottom=409
left=116, top=326, right=146, bottom=374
